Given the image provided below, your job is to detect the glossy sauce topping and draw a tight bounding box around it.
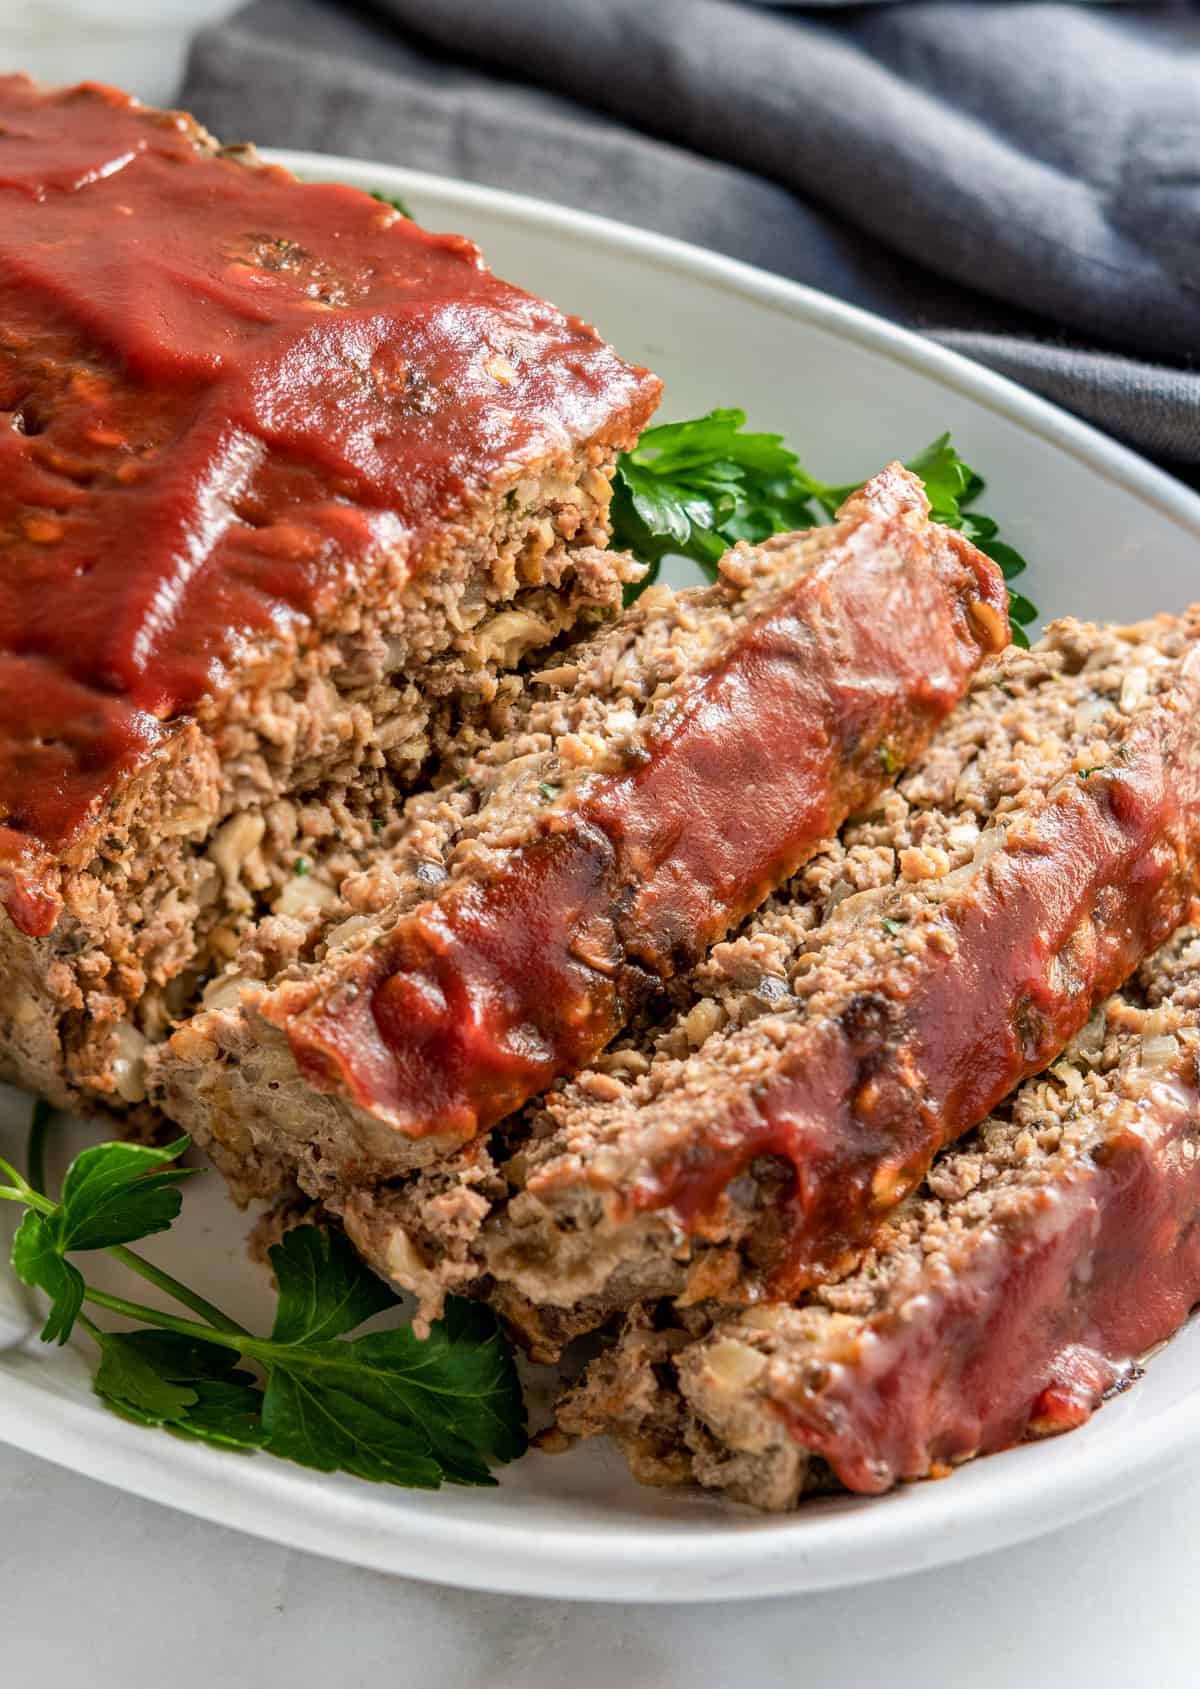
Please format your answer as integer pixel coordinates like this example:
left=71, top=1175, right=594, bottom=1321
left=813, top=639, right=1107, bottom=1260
left=0, top=77, right=656, bottom=927
left=776, top=1063, right=1200, bottom=1493
left=279, top=472, right=1008, bottom=1149
left=643, top=665, right=1200, bottom=1296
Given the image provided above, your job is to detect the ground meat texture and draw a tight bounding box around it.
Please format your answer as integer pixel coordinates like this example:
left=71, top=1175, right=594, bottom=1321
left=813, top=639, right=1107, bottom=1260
left=466, top=610, right=1200, bottom=1353
left=149, top=465, right=1007, bottom=1199
left=557, top=927, right=1200, bottom=1510
left=0, top=76, right=658, bottom=1113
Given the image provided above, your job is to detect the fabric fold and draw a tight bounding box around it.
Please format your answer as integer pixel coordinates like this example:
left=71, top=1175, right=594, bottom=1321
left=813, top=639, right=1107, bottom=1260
left=183, top=0, right=1200, bottom=464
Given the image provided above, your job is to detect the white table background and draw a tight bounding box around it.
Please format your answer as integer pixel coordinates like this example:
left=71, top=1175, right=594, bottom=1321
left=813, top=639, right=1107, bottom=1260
left=2, top=34, right=1194, bottom=1689
left=1, top=1437, right=1193, bottom=1686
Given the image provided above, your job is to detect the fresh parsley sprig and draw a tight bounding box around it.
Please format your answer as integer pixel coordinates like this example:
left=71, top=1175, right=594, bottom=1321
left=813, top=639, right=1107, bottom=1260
left=612, top=410, right=1035, bottom=647
left=369, top=189, right=414, bottom=220
left=0, top=1115, right=525, bottom=1488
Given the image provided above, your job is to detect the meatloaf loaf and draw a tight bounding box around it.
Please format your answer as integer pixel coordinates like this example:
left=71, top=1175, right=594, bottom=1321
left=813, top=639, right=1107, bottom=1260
left=149, top=466, right=1006, bottom=1201
left=334, top=611, right=1200, bottom=1351
left=0, top=76, right=659, bottom=1113
left=557, top=926, right=1200, bottom=1510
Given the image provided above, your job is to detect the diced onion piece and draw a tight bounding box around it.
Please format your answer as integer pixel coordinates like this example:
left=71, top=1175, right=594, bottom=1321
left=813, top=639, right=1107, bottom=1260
left=1050, top=1062, right=1085, bottom=1097
left=275, top=874, right=339, bottom=917
left=1141, top=1032, right=1181, bottom=1068
left=704, top=1339, right=767, bottom=1391
left=111, top=1022, right=148, bottom=1103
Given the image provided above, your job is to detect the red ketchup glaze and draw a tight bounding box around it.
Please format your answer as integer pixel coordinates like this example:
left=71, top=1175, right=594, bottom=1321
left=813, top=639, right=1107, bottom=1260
left=280, top=823, right=634, bottom=1146
left=774, top=1060, right=1200, bottom=1493
left=644, top=655, right=1200, bottom=1296
left=280, top=468, right=1008, bottom=1140
left=0, top=77, right=658, bottom=931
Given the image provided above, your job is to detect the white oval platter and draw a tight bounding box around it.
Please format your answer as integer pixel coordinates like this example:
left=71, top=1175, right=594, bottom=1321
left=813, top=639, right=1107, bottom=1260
left=1, top=151, right=1199, bottom=1603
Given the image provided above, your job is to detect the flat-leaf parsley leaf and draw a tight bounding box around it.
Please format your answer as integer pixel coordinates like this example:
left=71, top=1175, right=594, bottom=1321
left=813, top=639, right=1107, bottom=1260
left=0, top=1119, right=527, bottom=1487
left=612, top=412, right=1035, bottom=644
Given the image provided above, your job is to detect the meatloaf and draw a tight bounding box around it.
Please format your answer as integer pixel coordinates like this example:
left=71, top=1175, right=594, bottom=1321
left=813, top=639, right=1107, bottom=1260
left=149, top=465, right=1006, bottom=1202
left=336, top=611, right=1200, bottom=1351
left=557, top=926, right=1200, bottom=1510
left=0, top=76, right=659, bottom=1113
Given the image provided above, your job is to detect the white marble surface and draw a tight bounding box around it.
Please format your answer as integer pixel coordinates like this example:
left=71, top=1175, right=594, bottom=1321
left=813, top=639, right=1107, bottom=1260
left=0, top=1438, right=1192, bottom=1688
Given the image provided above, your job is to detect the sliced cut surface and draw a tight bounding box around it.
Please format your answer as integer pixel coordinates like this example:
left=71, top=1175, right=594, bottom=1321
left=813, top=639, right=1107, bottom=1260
left=0, top=75, right=657, bottom=1110
left=462, top=610, right=1200, bottom=1354
left=557, top=927, right=1200, bottom=1509
left=151, top=465, right=1007, bottom=1194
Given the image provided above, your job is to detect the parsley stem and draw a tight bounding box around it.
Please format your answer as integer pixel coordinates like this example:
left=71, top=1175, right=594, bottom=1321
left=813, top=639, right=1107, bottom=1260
left=0, top=1159, right=53, bottom=1215
left=76, top=1286, right=304, bottom=1371
left=26, top=1099, right=50, bottom=1196
left=81, top=1285, right=246, bottom=1353
left=107, top=1245, right=248, bottom=1337
left=0, top=1188, right=244, bottom=1332
left=0, top=1154, right=27, bottom=1191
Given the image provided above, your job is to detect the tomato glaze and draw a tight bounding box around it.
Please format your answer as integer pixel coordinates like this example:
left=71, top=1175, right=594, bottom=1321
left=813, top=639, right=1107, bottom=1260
left=775, top=1062, right=1200, bottom=1493
left=644, top=667, right=1200, bottom=1298
left=274, top=469, right=1007, bottom=1150
left=0, top=77, right=657, bottom=930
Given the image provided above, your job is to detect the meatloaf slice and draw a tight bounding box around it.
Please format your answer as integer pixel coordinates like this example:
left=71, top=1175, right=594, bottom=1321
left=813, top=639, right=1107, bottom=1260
left=557, top=927, right=1200, bottom=1510
left=0, top=76, right=658, bottom=1112
left=421, top=611, right=1200, bottom=1355
left=150, top=465, right=1007, bottom=1197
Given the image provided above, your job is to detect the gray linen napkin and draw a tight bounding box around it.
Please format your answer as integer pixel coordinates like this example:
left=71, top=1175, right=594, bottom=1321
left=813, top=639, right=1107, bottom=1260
left=183, top=0, right=1200, bottom=465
